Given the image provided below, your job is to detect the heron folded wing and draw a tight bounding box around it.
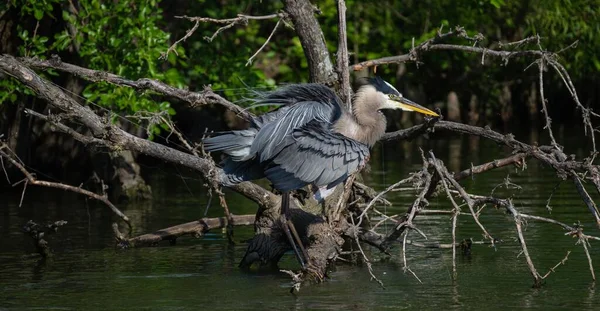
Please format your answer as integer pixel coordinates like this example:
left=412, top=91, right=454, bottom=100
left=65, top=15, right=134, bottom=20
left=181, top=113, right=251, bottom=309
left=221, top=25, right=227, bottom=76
left=249, top=84, right=344, bottom=163
left=265, top=121, right=370, bottom=192
left=251, top=100, right=341, bottom=163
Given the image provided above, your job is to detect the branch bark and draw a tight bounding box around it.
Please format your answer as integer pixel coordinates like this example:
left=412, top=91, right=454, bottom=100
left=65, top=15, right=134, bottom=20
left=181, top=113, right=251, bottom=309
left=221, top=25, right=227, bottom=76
left=0, top=54, right=277, bottom=210
left=336, top=0, right=352, bottom=110
left=0, top=143, right=131, bottom=226
left=283, top=0, right=336, bottom=84
left=19, top=56, right=254, bottom=122
left=115, top=214, right=255, bottom=247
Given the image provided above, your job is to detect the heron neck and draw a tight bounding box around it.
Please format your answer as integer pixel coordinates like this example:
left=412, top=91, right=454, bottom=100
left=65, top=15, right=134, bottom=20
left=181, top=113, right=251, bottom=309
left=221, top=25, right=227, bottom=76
left=333, top=109, right=386, bottom=147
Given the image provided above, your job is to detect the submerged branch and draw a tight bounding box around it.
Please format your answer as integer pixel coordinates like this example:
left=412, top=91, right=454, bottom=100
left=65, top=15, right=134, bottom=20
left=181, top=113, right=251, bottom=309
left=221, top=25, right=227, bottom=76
left=114, top=214, right=255, bottom=248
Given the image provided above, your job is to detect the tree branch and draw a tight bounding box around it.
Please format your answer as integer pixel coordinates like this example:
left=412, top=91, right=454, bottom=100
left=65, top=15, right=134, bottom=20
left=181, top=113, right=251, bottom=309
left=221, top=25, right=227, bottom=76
left=0, top=143, right=131, bottom=227
left=283, top=0, right=336, bottom=83
left=19, top=55, right=255, bottom=122
left=161, top=13, right=288, bottom=59
left=336, top=0, right=352, bottom=110
left=453, top=153, right=526, bottom=180
left=0, top=54, right=277, bottom=210
left=350, top=27, right=547, bottom=71
left=115, top=214, right=255, bottom=248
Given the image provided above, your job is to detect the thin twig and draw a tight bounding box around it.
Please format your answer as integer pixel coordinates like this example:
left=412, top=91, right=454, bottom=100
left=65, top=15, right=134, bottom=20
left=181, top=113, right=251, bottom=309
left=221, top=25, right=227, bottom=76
left=0, top=144, right=131, bottom=227
left=161, top=13, right=287, bottom=60
left=246, top=19, right=282, bottom=66
left=402, top=232, right=422, bottom=283
left=577, top=231, right=596, bottom=281
left=430, top=152, right=494, bottom=242
left=506, top=200, right=543, bottom=287
left=357, top=175, right=416, bottom=227
left=454, top=153, right=526, bottom=180
left=537, top=58, right=560, bottom=149
left=350, top=215, right=384, bottom=287
left=541, top=251, right=570, bottom=279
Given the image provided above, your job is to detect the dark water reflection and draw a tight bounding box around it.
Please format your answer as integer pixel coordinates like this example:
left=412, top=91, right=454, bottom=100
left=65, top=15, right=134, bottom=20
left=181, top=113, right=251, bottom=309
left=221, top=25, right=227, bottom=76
left=1, top=128, right=599, bottom=310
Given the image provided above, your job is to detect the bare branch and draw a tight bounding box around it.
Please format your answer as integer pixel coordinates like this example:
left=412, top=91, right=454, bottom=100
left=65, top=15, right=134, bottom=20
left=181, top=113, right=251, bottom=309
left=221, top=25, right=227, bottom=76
left=381, top=157, right=436, bottom=249
left=115, top=214, right=255, bottom=248
left=18, top=56, right=255, bottom=122
left=159, top=20, right=200, bottom=60
left=0, top=54, right=277, bottom=210
left=537, top=58, right=559, bottom=149
left=578, top=232, right=596, bottom=281
left=430, top=152, right=494, bottom=242
left=161, top=13, right=288, bottom=60
left=541, top=251, right=570, bottom=279
left=336, top=0, right=352, bottom=109
left=246, top=19, right=282, bottom=66
left=0, top=143, right=131, bottom=227
left=453, top=153, right=527, bottom=181
left=350, top=28, right=548, bottom=71
left=505, top=200, right=543, bottom=287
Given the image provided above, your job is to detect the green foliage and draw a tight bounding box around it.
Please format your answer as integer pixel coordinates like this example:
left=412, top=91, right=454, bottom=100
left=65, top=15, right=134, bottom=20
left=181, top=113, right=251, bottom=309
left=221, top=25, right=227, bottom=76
left=168, top=1, right=287, bottom=105
left=5, top=0, right=185, bottom=135
left=525, top=0, right=600, bottom=71
left=309, top=0, right=599, bottom=120
left=3, top=0, right=599, bottom=125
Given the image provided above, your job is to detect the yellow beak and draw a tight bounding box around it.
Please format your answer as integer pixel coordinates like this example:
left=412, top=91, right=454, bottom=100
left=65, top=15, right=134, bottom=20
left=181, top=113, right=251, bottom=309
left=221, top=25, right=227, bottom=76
left=389, top=95, right=439, bottom=117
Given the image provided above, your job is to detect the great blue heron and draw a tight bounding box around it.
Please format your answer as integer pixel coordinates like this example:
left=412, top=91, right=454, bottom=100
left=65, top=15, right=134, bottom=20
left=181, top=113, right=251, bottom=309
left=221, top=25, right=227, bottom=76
left=204, top=76, right=438, bottom=268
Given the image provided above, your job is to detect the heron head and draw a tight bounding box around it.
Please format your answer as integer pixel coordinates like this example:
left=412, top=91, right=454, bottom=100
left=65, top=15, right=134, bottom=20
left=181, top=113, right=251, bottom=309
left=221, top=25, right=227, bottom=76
left=360, top=76, right=439, bottom=117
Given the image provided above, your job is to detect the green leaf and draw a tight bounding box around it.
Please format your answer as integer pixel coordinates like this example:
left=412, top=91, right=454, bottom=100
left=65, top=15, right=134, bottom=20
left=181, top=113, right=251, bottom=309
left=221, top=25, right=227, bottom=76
left=34, top=8, right=44, bottom=20
left=490, top=0, right=505, bottom=9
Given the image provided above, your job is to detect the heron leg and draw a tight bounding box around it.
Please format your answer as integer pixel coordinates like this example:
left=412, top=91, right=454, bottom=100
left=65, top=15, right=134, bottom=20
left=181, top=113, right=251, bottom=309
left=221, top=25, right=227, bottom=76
left=281, top=192, right=310, bottom=269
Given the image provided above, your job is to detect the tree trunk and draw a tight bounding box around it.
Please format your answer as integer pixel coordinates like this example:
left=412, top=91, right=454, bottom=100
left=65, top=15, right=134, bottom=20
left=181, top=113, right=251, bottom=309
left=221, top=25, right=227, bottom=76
left=240, top=185, right=346, bottom=279
left=283, top=0, right=336, bottom=84
left=446, top=91, right=461, bottom=122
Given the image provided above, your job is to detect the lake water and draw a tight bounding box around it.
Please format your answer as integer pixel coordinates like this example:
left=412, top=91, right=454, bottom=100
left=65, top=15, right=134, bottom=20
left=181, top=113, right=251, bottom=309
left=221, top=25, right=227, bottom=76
left=1, top=128, right=599, bottom=310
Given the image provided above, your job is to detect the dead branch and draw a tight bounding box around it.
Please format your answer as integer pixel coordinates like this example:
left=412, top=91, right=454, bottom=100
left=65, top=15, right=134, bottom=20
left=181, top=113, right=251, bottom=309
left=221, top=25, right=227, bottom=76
left=0, top=54, right=278, bottom=211
left=115, top=214, right=255, bottom=248
left=429, top=155, right=462, bottom=279
left=460, top=192, right=598, bottom=282
left=18, top=56, right=254, bottom=121
left=578, top=231, right=596, bottom=282
left=283, top=0, right=336, bottom=83
left=161, top=13, right=288, bottom=59
left=380, top=154, right=437, bottom=250
left=335, top=0, right=352, bottom=109
left=23, top=220, right=68, bottom=257
left=402, top=232, right=422, bottom=283
left=430, top=152, right=494, bottom=242
left=505, top=200, right=543, bottom=287
left=537, top=58, right=559, bottom=149
left=541, top=251, right=570, bottom=279
left=350, top=215, right=384, bottom=287
left=357, top=174, right=416, bottom=227
left=355, top=26, right=597, bottom=153
left=351, top=27, right=557, bottom=71
left=0, top=143, right=131, bottom=227
left=453, top=153, right=526, bottom=181
left=246, top=19, right=283, bottom=66
left=384, top=120, right=600, bottom=226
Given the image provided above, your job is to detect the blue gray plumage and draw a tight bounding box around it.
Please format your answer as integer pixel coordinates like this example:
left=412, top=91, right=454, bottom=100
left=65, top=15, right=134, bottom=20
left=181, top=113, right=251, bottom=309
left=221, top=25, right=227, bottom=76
left=203, top=77, right=438, bottom=194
